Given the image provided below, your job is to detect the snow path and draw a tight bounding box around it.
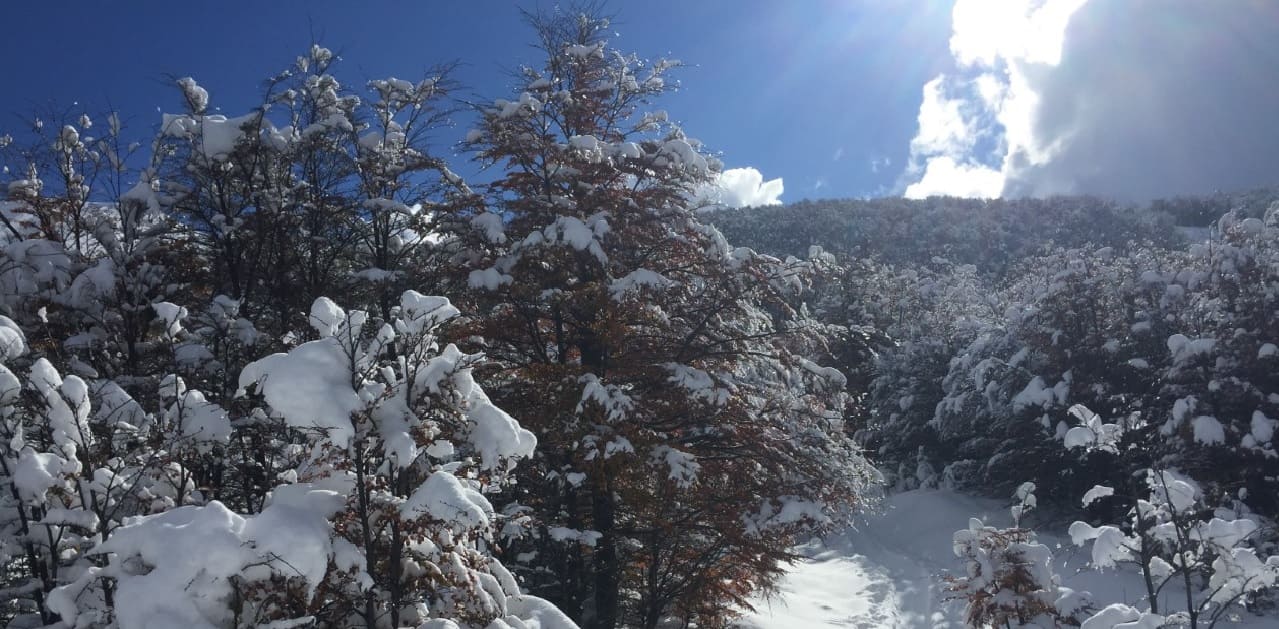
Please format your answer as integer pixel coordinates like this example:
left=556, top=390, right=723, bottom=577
left=735, top=551, right=911, bottom=628
left=736, top=490, right=999, bottom=628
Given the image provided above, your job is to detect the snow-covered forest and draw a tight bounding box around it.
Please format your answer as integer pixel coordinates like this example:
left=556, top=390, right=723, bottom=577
left=2, top=7, right=1279, bottom=629
left=714, top=191, right=1279, bottom=628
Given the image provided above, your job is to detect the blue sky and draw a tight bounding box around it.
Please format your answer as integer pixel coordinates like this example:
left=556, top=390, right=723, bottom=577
left=4, top=1, right=1278, bottom=204
left=0, top=0, right=954, bottom=202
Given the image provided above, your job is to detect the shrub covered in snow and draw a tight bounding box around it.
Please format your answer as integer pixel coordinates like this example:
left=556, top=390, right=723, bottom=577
left=1069, top=468, right=1279, bottom=629
left=946, top=485, right=1090, bottom=628
left=2, top=291, right=571, bottom=628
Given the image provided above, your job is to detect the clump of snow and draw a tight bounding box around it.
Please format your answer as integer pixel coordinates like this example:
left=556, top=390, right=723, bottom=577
left=1148, top=469, right=1200, bottom=512
left=742, top=496, right=833, bottom=537
left=176, top=77, right=209, bottom=113
left=29, top=359, right=92, bottom=452
left=1010, top=481, right=1037, bottom=524
left=1081, top=485, right=1115, bottom=507
left=1251, top=410, right=1276, bottom=445
left=1080, top=604, right=1163, bottom=629
left=1166, top=333, right=1215, bottom=364
left=1063, top=404, right=1123, bottom=453
left=797, top=357, right=848, bottom=388
left=613, top=141, right=643, bottom=159
left=565, top=42, right=603, bottom=58
left=577, top=374, right=634, bottom=421
left=237, top=336, right=362, bottom=447
left=469, top=267, right=514, bottom=291
left=121, top=178, right=162, bottom=217
left=0, top=314, right=28, bottom=360
left=664, top=362, right=730, bottom=406
left=397, top=290, right=458, bottom=336
left=12, top=449, right=73, bottom=503
left=67, top=502, right=251, bottom=628
left=472, top=211, right=507, bottom=244
left=494, top=91, right=543, bottom=119
left=309, top=296, right=346, bottom=337
left=657, top=138, right=710, bottom=175
left=466, top=384, right=538, bottom=470
left=57, top=491, right=343, bottom=629
left=542, top=214, right=609, bottom=262
left=166, top=389, right=231, bottom=445
left=602, top=436, right=634, bottom=459
left=568, top=134, right=600, bottom=151
left=547, top=526, right=603, bottom=547
left=1012, top=375, right=1067, bottom=411
left=1192, top=517, right=1258, bottom=549
left=1191, top=415, right=1226, bottom=445
left=502, top=596, right=579, bottom=629
left=402, top=471, right=494, bottom=529
left=152, top=301, right=187, bottom=339
left=162, top=112, right=258, bottom=160
left=0, top=364, right=22, bottom=406
left=608, top=268, right=670, bottom=300
left=652, top=445, right=700, bottom=488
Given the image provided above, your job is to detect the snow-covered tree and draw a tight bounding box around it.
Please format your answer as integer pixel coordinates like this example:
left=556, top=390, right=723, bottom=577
left=1150, top=210, right=1279, bottom=514
left=155, top=50, right=464, bottom=337
left=858, top=259, right=998, bottom=489
left=31, top=292, right=572, bottom=629
left=0, top=313, right=240, bottom=626
left=1070, top=467, right=1279, bottom=629
left=1055, top=403, right=1279, bottom=628
left=346, top=62, right=464, bottom=321
left=451, top=8, right=876, bottom=627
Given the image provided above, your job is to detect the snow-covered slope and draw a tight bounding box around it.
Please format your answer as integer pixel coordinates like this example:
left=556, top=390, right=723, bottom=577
left=737, top=490, right=1274, bottom=628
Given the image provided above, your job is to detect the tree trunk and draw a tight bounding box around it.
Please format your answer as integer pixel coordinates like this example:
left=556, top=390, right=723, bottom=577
left=591, top=484, right=619, bottom=629
left=641, top=530, right=664, bottom=629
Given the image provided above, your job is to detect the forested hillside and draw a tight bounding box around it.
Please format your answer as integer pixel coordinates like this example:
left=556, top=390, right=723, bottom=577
left=706, top=190, right=1279, bottom=508
left=2, top=5, right=1279, bottom=629
left=706, top=195, right=1188, bottom=272
left=711, top=191, right=1279, bottom=627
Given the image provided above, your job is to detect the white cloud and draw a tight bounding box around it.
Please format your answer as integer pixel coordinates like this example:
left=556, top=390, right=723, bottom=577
left=1005, top=1, right=1279, bottom=199
left=903, top=0, right=1279, bottom=201
left=832, top=147, right=845, bottom=161
left=909, top=76, right=976, bottom=158
left=949, top=0, right=1087, bottom=67
left=901, top=0, right=1089, bottom=199
left=973, top=73, right=1004, bottom=110
left=708, top=167, right=784, bottom=208
left=904, top=156, right=1002, bottom=199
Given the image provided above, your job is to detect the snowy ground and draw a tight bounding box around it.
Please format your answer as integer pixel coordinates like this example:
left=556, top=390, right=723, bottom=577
left=736, top=490, right=986, bottom=628
left=736, top=490, right=1273, bottom=628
